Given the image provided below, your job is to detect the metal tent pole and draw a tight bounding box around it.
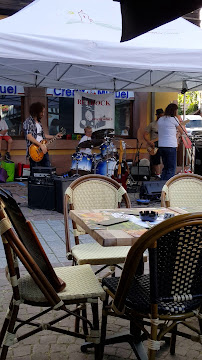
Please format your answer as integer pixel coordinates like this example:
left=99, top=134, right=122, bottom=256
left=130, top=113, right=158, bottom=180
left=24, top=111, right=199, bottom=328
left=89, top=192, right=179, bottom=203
left=182, top=91, right=186, bottom=173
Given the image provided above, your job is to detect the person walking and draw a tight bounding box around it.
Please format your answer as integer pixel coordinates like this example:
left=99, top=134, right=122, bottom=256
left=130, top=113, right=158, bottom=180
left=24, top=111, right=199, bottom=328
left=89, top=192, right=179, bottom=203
left=158, top=103, right=184, bottom=180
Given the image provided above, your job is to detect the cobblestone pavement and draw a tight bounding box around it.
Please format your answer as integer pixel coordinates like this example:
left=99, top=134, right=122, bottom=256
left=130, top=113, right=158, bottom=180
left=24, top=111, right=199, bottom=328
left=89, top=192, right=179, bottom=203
left=0, top=181, right=201, bottom=359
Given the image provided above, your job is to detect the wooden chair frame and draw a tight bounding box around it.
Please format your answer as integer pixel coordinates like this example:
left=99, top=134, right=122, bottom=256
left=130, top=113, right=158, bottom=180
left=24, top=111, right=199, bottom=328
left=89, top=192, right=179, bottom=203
left=64, top=174, right=131, bottom=275
left=0, top=188, right=105, bottom=360
left=99, top=213, right=202, bottom=360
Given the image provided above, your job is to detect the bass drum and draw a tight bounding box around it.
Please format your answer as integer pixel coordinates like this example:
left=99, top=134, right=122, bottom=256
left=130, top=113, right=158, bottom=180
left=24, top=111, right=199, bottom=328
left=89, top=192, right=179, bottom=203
left=95, top=158, right=117, bottom=177
left=71, top=153, right=92, bottom=173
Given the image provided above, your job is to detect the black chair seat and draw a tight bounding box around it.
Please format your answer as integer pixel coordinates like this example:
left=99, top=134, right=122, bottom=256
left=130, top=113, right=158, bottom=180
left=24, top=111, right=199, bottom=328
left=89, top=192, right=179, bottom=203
left=103, top=275, right=201, bottom=315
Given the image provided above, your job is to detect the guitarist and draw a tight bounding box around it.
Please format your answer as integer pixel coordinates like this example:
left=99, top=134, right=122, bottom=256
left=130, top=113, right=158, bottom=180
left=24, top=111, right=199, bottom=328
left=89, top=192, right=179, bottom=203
left=23, top=102, right=62, bottom=175
left=143, top=108, right=164, bottom=179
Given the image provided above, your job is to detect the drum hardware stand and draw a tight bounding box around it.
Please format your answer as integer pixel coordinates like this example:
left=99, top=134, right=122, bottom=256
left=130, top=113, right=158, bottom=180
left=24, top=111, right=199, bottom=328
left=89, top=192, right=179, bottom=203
left=72, top=154, right=81, bottom=177
left=92, top=153, right=99, bottom=174
left=105, top=137, right=111, bottom=177
left=190, top=136, right=195, bottom=173
left=132, top=139, right=143, bottom=192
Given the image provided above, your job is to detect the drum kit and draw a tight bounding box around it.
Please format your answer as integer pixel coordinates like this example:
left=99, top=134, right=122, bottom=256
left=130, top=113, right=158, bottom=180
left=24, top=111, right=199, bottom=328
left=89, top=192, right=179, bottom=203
left=70, top=129, right=119, bottom=177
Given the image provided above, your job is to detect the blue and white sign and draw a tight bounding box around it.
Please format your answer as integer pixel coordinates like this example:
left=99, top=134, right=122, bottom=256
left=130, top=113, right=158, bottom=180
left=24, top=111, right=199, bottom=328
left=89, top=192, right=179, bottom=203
left=0, top=85, right=134, bottom=100
left=0, top=85, right=24, bottom=95
left=47, top=88, right=134, bottom=99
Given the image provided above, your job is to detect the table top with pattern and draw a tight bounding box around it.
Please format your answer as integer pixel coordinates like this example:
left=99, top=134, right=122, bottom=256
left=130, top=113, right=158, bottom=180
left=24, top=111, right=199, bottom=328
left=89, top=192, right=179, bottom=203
left=69, top=207, right=186, bottom=247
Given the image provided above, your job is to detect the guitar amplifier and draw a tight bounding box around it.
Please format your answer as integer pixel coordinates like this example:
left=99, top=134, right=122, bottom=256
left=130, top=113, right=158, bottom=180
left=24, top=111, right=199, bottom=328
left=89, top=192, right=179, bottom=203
left=130, top=166, right=150, bottom=180
left=32, top=167, right=56, bottom=178
left=140, top=180, right=166, bottom=200
left=194, top=146, right=202, bottom=176
left=28, top=181, right=55, bottom=210
left=28, top=176, right=55, bottom=185
left=54, top=176, right=76, bottom=213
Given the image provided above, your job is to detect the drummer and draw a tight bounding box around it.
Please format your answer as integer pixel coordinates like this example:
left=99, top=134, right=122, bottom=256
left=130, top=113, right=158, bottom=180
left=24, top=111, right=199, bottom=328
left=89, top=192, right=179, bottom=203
left=78, top=126, right=93, bottom=155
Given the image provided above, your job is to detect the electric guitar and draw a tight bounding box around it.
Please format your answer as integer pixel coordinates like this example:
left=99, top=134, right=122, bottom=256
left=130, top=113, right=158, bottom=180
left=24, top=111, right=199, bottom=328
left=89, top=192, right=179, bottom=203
left=112, top=140, right=129, bottom=189
left=147, top=146, right=158, bottom=156
left=29, top=128, right=66, bottom=162
left=176, top=118, right=192, bottom=149
left=146, top=138, right=158, bottom=156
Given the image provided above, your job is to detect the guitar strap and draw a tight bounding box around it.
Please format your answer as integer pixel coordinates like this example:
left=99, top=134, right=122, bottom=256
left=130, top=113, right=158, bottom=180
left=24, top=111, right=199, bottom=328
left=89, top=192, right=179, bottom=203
left=174, top=116, right=192, bottom=149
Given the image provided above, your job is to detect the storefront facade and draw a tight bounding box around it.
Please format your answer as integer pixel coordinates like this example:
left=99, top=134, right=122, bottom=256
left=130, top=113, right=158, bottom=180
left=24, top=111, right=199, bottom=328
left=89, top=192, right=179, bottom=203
left=0, top=85, right=178, bottom=174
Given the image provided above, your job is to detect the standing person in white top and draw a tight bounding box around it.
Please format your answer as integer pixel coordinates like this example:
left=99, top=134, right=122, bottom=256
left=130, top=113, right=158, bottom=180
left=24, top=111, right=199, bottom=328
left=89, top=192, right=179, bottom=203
left=158, top=103, right=184, bottom=180
left=78, top=126, right=93, bottom=155
left=23, top=102, right=62, bottom=175
left=0, top=115, right=13, bottom=161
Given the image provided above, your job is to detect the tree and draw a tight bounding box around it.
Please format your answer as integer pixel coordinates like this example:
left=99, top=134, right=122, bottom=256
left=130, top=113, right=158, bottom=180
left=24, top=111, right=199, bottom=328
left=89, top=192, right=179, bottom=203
left=178, top=91, right=199, bottom=115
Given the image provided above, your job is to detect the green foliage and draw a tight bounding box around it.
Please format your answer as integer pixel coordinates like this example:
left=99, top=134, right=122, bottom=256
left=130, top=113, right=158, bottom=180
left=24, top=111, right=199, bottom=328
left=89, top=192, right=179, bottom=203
left=178, top=91, right=199, bottom=115
left=186, top=103, right=198, bottom=114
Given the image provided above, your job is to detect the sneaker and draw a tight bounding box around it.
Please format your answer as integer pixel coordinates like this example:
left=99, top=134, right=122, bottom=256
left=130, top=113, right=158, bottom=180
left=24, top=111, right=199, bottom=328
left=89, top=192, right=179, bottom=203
left=5, top=152, right=11, bottom=160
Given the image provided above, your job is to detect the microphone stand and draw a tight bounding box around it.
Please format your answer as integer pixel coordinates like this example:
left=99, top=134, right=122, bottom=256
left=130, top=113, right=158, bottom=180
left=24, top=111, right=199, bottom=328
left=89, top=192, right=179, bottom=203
left=134, top=139, right=143, bottom=192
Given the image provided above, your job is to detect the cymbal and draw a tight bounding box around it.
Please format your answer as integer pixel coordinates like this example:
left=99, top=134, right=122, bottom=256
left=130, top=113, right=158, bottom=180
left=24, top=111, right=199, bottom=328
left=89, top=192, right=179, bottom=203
left=78, top=139, right=103, bottom=149
left=92, top=128, right=114, bottom=139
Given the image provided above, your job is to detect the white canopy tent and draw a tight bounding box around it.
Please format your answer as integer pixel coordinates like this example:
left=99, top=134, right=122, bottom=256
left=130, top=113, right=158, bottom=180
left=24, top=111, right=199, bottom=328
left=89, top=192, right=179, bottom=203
left=0, top=0, right=202, bottom=92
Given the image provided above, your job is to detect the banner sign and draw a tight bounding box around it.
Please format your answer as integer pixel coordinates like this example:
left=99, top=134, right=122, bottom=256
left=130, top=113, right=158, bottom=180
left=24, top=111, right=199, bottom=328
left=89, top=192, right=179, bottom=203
left=0, top=85, right=134, bottom=100
left=74, top=92, right=115, bottom=133
left=47, top=88, right=134, bottom=99
left=0, top=85, right=24, bottom=96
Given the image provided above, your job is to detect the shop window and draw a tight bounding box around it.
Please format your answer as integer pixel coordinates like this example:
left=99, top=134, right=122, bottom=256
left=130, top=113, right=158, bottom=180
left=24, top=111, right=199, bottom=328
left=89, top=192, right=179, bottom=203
left=0, top=96, right=22, bottom=137
left=48, top=97, right=133, bottom=137
left=115, top=99, right=132, bottom=137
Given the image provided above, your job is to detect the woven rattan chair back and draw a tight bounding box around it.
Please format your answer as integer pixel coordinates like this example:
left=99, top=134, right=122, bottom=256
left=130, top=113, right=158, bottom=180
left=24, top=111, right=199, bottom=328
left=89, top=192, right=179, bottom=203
left=113, top=213, right=202, bottom=313
left=100, top=213, right=202, bottom=360
left=0, top=188, right=65, bottom=292
left=161, top=173, right=202, bottom=208
left=64, top=174, right=131, bottom=253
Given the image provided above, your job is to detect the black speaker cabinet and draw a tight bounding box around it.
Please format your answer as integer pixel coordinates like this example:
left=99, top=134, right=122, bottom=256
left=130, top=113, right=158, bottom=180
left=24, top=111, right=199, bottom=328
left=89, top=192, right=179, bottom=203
left=140, top=180, right=166, bottom=200
left=194, top=146, right=202, bottom=176
left=130, top=166, right=150, bottom=180
left=28, top=182, right=55, bottom=210
left=54, top=177, right=75, bottom=213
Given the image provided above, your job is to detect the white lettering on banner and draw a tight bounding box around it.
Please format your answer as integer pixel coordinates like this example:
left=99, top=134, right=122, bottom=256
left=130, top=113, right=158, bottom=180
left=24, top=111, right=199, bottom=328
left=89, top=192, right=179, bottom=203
left=48, top=88, right=134, bottom=99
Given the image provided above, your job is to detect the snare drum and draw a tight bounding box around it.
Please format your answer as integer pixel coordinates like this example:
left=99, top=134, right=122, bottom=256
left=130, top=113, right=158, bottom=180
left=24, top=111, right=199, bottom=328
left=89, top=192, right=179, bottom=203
left=95, top=158, right=117, bottom=177
left=71, top=153, right=92, bottom=172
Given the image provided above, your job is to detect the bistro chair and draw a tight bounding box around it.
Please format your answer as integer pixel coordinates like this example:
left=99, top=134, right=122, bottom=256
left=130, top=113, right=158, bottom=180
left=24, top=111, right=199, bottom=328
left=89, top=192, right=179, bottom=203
left=161, top=173, right=202, bottom=209
left=0, top=188, right=105, bottom=360
left=64, top=174, right=132, bottom=276
left=99, top=213, right=202, bottom=360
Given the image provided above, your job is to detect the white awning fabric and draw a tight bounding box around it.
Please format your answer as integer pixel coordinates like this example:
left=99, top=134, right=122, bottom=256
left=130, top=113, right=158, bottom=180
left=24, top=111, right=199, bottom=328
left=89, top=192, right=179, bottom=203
left=0, top=0, right=202, bottom=92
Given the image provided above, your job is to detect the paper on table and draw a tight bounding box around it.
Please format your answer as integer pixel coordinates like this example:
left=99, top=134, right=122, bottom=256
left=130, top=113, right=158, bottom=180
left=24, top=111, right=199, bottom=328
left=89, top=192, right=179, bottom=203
left=110, top=212, right=165, bottom=229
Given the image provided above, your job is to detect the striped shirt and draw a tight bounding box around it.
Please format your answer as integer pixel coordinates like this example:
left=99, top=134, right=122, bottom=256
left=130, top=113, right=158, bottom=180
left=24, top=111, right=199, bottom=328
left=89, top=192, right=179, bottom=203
left=23, top=116, right=45, bottom=156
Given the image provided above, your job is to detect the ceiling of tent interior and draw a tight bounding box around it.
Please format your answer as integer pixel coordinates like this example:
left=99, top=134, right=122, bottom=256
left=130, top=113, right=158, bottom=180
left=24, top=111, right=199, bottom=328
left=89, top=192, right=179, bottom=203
left=0, top=0, right=202, bottom=93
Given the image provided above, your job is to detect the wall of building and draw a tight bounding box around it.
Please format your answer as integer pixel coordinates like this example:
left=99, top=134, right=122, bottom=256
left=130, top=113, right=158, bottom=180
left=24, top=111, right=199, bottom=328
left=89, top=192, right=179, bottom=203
left=1, top=88, right=180, bottom=175
left=155, top=92, right=178, bottom=115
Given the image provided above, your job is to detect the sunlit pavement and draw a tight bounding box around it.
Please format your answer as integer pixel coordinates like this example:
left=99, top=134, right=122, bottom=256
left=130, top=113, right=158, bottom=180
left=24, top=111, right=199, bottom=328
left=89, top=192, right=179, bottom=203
left=0, top=181, right=201, bottom=359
